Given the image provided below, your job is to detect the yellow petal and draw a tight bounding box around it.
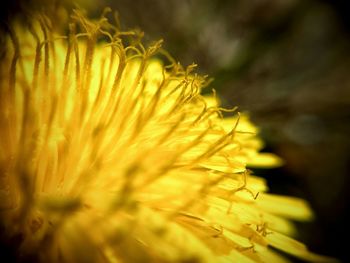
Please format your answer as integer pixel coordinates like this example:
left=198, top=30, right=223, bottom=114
left=248, top=153, right=284, bottom=168
left=256, top=193, right=314, bottom=221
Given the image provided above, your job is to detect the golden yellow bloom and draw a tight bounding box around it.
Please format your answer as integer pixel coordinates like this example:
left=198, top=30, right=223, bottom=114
left=0, top=9, right=334, bottom=263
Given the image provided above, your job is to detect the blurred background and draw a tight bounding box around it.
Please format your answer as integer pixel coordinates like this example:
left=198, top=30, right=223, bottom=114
left=2, top=0, right=350, bottom=262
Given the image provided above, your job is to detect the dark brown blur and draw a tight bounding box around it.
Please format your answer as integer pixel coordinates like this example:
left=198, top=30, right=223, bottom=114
left=2, top=0, right=349, bottom=262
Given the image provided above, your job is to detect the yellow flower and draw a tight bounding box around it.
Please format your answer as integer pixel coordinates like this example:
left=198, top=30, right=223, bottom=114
left=0, top=9, right=334, bottom=263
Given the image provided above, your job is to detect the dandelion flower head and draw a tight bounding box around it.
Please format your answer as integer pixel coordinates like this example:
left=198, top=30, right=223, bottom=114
left=0, top=8, right=334, bottom=263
